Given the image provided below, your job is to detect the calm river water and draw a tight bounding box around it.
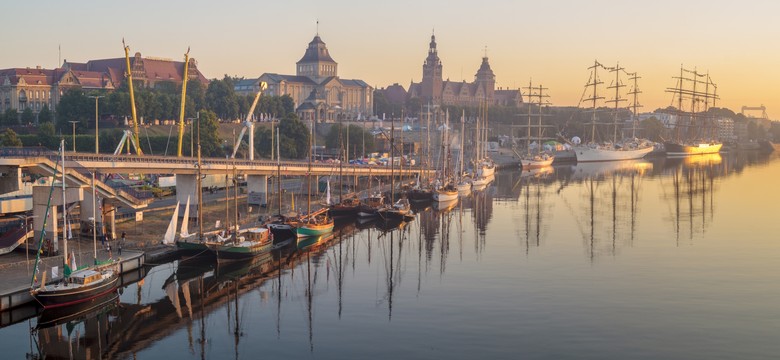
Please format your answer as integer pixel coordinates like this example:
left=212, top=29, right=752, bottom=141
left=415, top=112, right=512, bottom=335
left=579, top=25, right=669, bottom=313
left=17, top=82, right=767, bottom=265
left=2, top=152, right=779, bottom=359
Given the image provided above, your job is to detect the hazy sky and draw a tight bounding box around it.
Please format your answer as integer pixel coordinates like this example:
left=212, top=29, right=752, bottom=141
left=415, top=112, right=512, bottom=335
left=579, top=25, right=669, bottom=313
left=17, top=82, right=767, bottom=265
left=4, top=0, right=779, bottom=117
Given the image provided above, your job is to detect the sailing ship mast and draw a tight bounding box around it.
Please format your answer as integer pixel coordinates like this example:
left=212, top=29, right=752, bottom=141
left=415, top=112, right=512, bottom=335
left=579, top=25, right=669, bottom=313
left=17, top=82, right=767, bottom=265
left=606, top=63, right=626, bottom=143
left=585, top=60, right=605, bottom=144
left=627, top=71, right=642, bottom=139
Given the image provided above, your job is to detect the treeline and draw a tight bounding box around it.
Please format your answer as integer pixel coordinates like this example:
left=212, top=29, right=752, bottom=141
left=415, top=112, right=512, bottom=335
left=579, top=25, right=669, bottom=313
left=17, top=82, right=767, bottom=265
left=49, top=75, right=294, bottom=135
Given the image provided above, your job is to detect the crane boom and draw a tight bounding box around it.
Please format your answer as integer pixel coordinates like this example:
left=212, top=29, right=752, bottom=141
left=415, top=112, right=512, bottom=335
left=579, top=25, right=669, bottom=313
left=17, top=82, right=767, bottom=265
left=123, top=39, right=143, bottom=155
left=231, top=82, right=267, bottom=159
left=177, top=48, right=190, bottom=157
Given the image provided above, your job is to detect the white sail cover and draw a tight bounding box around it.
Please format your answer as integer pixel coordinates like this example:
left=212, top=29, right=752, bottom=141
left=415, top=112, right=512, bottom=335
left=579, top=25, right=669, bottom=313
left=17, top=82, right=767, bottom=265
left=326, top=180, right=332, bottom=205
left=180, top=196, right=191, bottom=238
left=162, top=201, right=180, bottom=245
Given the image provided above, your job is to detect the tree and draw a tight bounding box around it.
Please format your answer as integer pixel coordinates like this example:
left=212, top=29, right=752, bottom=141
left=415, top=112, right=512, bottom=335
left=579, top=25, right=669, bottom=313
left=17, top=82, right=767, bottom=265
left=0, top=129, right=22, bottom=146
left=38, top=123, right=57, bottom=148
left=256, top=113, right=310, bottom=159
left=325, top=123, right=375, bottom=157
left=21, top=108, right=34, bottom=124
left=183, top=110, right=222, bottom=157
left=640, top=117, right=665, bottom=142
left=2, top=108, right=17, bottom=126
left=38, top=104, right=52, bottom=123
left=56, top=89, right=90, bottom=132
left=205, top=76, right=239, bottom=120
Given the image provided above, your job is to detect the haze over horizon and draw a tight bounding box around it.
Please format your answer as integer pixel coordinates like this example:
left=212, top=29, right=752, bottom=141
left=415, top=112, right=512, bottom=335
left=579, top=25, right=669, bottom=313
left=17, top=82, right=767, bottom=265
left=4, top=0, right=778, bottom=117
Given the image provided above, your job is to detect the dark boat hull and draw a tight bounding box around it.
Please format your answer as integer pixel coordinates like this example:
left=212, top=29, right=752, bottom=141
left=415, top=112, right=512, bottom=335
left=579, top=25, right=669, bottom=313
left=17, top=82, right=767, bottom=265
left=408, top=189, right=433, bottom=202
left=33, top=275, right=119, bottom=309
left=36, top=291, right=119, bottom=329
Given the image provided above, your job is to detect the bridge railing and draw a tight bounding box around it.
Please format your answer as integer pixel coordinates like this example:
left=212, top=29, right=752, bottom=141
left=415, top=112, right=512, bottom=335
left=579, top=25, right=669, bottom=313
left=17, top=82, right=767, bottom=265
left=0, top=147, right=431, bottom=173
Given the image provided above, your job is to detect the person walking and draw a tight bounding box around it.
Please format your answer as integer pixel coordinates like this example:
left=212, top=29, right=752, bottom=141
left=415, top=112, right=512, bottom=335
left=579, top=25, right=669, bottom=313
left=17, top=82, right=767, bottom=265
left=119, top=231, right=126, bottom=256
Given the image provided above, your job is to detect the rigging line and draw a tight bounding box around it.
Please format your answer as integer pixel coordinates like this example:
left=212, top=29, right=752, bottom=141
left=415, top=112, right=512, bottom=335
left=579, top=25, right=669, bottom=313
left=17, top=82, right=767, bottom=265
left=144, top=124, right=154, bottom=156
left=164, top=123, right=175, bottom=156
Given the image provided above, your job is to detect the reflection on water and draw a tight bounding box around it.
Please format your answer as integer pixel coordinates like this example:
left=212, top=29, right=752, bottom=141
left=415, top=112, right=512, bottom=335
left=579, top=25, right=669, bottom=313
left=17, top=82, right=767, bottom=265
left=7, top=151, right=780, bottom=359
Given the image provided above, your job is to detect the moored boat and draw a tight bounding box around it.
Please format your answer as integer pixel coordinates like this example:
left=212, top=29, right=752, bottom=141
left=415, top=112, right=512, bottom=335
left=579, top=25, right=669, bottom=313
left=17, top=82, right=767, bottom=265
left=664, top=141, right=723, bottom=156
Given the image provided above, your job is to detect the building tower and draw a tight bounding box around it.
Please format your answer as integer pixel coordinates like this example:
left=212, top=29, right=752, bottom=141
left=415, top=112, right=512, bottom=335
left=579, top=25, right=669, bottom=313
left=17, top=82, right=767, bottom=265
left=421, top=33, right=443, bottom=105
left=296, top=35, right=338, bottom=83
left=475, top=55, right=496, bottom=102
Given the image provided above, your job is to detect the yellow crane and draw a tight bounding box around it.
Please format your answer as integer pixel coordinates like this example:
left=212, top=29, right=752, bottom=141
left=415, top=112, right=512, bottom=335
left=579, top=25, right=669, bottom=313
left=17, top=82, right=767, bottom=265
left=122, top=39, right=143, bottom=155
left=177, top=48, right=190, bottom=157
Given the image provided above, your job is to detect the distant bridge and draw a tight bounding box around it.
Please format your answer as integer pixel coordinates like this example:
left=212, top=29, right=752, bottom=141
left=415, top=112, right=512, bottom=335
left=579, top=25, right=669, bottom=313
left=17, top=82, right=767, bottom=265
left=0, top=147, right=428, bottom=177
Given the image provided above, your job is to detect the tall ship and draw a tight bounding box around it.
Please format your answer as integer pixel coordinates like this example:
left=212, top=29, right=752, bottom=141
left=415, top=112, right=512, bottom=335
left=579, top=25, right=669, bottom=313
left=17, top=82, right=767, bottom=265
left=574, top=60, right=654, bottom=162
left=663, top=66, right=722, bottom=156
left=516, top=80, right=555, bottom=169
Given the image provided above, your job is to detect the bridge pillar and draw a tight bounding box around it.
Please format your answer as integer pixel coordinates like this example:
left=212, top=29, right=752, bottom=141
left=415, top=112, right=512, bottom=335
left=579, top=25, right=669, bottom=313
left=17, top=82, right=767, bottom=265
left=80, top=188, right=104, bottom=240
left=247, top=175, right=268, bottom=206
left=175, top=174, right=199, bottom=220
left=104, top=202, right=116, bottom=240
left=33, top=184, right=83, bottom=254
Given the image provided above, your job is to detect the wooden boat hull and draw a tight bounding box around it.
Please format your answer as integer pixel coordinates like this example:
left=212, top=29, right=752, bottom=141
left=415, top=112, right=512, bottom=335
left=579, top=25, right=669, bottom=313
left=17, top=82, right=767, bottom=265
left=520, top=156, right=555, bottom=169
left=433, top=190, right=459, bottom=202
left=176, top=240, right=211, bottom=256
left=32, top=275, right=119, bottom=309
left=215, top=242, right=273, bottom=260
left=408, top=189, right=433, bottom=201
left=36, top=291, right=119, bottom=329
left=296, top=222, right=335, bottom=238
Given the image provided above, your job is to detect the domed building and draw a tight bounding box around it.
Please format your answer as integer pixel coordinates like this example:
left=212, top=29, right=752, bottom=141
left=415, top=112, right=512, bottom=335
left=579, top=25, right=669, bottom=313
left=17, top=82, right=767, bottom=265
left=247, top=34, right=373, bottom=123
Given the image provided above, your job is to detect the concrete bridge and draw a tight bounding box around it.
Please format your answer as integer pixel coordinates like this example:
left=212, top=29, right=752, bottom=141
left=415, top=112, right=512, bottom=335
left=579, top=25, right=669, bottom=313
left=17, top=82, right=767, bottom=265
left=0, top=147, right=429, bottom=255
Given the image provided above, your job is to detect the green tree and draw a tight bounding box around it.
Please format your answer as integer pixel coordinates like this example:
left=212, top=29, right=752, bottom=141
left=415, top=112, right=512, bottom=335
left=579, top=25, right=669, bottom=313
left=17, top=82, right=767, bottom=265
left=38, top=122, right=58, bottom=148
left=255, top=113, right=310, bottom=159
left=325, top=123, right=375, bottom=158
left=38, top=104, right=52, bottom=123
left=56, top=88, right=90, bottom=132
left=205, top=76, right=239, bottom=120
left=640, top=117, right=665, bottom=142
left=184, top=110, right=222, bottom=157
left=21, top=108, right=34, bottom=124
left=2, top=108, right=18, bottom=126
left=0, top=129, right=22, bottom=146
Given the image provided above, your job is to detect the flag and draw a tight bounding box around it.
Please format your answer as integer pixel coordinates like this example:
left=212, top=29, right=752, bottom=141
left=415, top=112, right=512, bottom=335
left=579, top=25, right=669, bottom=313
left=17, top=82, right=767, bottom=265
left=215, top=220, right=221, bottom=229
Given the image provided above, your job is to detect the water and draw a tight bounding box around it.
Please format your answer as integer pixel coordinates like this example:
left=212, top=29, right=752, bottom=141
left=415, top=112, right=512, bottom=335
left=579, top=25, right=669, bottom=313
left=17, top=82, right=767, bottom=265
left=3, top=152, right=779, bottom=359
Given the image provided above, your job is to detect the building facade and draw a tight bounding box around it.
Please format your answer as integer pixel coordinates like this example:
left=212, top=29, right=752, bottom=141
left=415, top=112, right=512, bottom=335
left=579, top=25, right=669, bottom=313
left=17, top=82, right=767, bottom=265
left=407, top=34, right=522, bottom=107
left=0, top=66, right=115, bottom=122
left=63, top=52, right=208, bottom=89
left=248, top=35, right=373, bottom=123
left=0, top=52, right=207, bottom=123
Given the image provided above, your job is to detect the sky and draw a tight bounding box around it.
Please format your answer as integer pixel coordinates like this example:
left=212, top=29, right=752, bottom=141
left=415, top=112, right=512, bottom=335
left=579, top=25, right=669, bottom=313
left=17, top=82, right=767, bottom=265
left=3, top=0, right=779, bottom=118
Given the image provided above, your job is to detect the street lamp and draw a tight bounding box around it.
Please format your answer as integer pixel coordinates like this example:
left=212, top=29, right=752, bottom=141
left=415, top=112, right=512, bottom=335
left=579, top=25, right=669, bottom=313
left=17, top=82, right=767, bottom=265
left=68, top=121, right=78, bottom=152
left=88, top=95, right=105, bottom=154
left=15, top=214, right=37, bottom=275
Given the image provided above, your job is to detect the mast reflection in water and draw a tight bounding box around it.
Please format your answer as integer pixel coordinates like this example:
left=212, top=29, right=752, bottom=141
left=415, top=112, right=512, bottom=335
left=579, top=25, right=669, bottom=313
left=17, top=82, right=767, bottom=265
left=8, top=151, right=780, bottom=359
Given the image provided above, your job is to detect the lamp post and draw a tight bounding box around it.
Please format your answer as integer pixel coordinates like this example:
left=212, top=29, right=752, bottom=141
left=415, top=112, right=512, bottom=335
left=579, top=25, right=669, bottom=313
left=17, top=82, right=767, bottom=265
left=88, top=95, right=104, bottom=154
left=68, top=121, right=78, bottom=152
left=15, top=214, right=36, bottom=275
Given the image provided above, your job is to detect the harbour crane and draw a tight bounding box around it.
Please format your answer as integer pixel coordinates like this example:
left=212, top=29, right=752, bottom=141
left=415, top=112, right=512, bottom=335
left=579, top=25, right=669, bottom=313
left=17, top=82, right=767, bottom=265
left=177, top=48, right=190, bottom=157
left=122, top=39, right=143, bottom=156
left=231, top=82, right=267, bottom=160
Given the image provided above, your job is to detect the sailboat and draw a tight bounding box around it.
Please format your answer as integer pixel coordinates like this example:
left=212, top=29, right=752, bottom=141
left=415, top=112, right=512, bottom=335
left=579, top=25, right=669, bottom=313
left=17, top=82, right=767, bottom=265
left=266, top=131, right=298, bottom=240
left=175, top=119, right=212, bottom=255
left=328, top=142, right=361, bottom=219
left=456, top=110, right=472, bottom=196
left=663, top=65, right=723, bottom=156
left=378, top=115, right=413, bottom=221
left=519, top=80, right=555, bottom=169
left=31, top=141, right=118, bottom=309
left=210, top=167, right=272, bottom=260
left=296, top=126, right=334, bottom=238
left=433, top=111, right=459, bottom=203
left=573, top=60, right=654, bottom=162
